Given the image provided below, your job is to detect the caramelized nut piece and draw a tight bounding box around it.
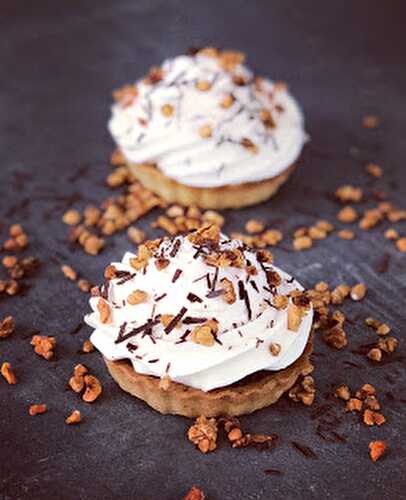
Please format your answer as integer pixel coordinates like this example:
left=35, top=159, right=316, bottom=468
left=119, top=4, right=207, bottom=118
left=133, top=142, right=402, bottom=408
left=335, top=385, right=351, bottom=401
left=346, top=398, right=362, bottom=412
left=0, top=316, right=15, bottom=339
left=127, top=289, right=148, bottom=305
left=97, top=299, right=111, bottom=324
left=363, top=409, right=386, bottom=426
left=66, top=410, right=82, bottom=425
left=82, top=375, right=102, bottom=403
left=187, top=415, right=218, bottom=453
left=29, top=404, right=47, bottom=416
left=369, top=440, right=386, bottom=462
left=245, top=219, right=264, bottom=234
left=219, top=278, right=236, bottom=304
left=62, top=209, right=81, bottom=226
left=269, top=343, right=281, bottom=356
left=31, top=335, right=56, bottom=360
left=1, top=362, right=17, bottom=384
left=61, top=264, right=77, bottom=281
left=82, top=339, right=94, bottom=353
left=350, top=283, right=367, bottom=301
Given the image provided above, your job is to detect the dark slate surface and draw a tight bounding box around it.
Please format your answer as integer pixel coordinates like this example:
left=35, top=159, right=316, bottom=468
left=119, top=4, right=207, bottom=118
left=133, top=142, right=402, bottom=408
left=1, top=1, right=405, bottom=499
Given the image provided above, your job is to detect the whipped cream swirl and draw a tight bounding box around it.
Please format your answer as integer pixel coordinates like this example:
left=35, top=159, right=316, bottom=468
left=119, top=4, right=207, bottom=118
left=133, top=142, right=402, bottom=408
left=109, top=49, right=307, bottom=188
left=85, top=230, right=313, bottom=392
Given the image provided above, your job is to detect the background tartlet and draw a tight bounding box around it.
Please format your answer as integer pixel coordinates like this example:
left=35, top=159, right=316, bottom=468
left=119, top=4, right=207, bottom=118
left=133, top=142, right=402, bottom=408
left=109, top=47, right=307, bottom=209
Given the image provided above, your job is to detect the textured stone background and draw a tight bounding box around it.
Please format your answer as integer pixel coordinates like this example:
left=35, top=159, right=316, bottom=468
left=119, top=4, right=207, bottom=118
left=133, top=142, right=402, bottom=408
left=1, top=1, right=405, bottom=499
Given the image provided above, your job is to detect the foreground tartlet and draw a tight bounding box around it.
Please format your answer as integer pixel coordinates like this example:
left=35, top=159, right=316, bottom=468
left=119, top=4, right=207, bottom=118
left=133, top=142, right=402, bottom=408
left=85, top=225, right=313, bottom=417
left=109, top=47, right=307, bottom=209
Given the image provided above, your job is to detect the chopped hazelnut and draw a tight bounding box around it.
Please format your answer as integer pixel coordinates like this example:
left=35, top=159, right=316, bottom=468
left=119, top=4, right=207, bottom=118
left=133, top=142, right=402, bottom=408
left=346, top=398, right=362, bottom=412
left=273, top=294, right=288, bottom=310
left=366, top=163, right=383, bottom=177
left=110, top=148, right=125, bottom=166
left=269, top=343, right=281, bottom=356
left=0, top=316, right=15, bottom=339
left=220, top=94, right=234, bottom=108
left=356, top=384, right=376, bottom=399
left=396, top=237, right=406, bottom=253
left=362, top=115, right=380, bottom=129
left=335, top=385, right=351, bottom=401
left=377, top=336, right=398, bottom=353
left=187, top=415, right=218, bottom=453
left=367, top=347, right=382, bottom=362
left=322, top=325, right=347, bottom=349
left=127, top=289, right=148, bottom=305
left=337, top=229, right=355, bottom=240
left=65, top=410, right=82, bottom=425
left=61, top=264, right=77, bottom=281
left=331, top=284, right=350, bottom=305
left=261, top=229, right=283, bottom=246
left=198, top=124, right=212, bottom=138
left=161, top=103, right=174, bottom=117
left=97, top=299, right=111, bottom=324
left=183, top=486, right=206, bottom=500
left=219, top=277, right=236, bottom=304
left=82, top=339, right=94, bottom=353
left=82, top=375, right=102, bottom=403
left=195, top=80, right=211, bottom=91
left=31, top=335, right=56, bottom=360
left=245, top=219, right=265, bottom=234
left=369, top=440, right=386, bottom=462
left=240, top=137, right=258, bottom=154
left=308, top=226, right=327, bottom=240
left=191, top=322, right=216, bottom=347
left=293, top=236, right=313, bottom=251
left=384, top=228, right=399, bottom=240
left=337, top=206, right=358, bottom=223
left=1, top=362, right=17, bottom=384
left=288, top=375, right=315, bottom=406
left=335, top=185, right=363, bottom=203
left=350, top=283, right=367, bottom=301
left=376, top=323, right=391, bottom=336
left=363, top=409, right=386, bottom=426
left=29, top=404, right=47, bottom=416
left=62, top=209, right=81, bottom=226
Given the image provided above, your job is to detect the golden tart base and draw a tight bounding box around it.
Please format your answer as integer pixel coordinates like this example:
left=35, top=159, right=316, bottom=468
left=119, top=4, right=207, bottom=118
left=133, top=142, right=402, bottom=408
left=104, top=335, right=313, bottom=418
left=127, top=162, right=295, bottom=210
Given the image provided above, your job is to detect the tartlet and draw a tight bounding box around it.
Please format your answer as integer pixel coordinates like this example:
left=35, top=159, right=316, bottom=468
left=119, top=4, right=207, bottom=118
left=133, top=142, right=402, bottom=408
left=108, top=47, right=307, bottom=209
left=85, top=225, right=314, bottom=417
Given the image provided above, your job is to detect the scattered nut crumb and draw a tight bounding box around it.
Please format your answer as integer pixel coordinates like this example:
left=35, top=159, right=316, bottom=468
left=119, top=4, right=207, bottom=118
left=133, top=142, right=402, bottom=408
left=183, top=486, right=206, bottom=500
left=337, top=206, right=358, bottom=223
left=346, top=398, right=362, bottom=412
left=335, top=385, right=351, bottom=401
left=367, top=347, right=382, bottom=362
left=31, top=335, right=56, bottom=360
left=1, top=361, right=17, bottom=384
left=293, top=236, right=312, bottom=251
left=61, top=264, right=77, bottom=281
left=82, top=339, right=94, bottom=353
left=396, top=237, right=406, bottom=253
left=0, top=316, right=15, bottom=339
left=350, top=283, right=367, bottom=301
left=362, top=115, right=380, bottom=129
left=187, top=416, right=218, bottom=453
left=363, top=409, right=386, bottom=426
left=62, top=209, right=81, bottom=226
left=369, top=440, right=386, bottom=462
left=337, top=229, right=355, bottom=240
left=29, top=404, right=47, bottom=416
left=366, top=163, right=383, bottom=178
left=245, top=219, right=265, bottom=234
left=82, top=374, right=102, bottom=403
left=65, top=410, right=82, bottom=425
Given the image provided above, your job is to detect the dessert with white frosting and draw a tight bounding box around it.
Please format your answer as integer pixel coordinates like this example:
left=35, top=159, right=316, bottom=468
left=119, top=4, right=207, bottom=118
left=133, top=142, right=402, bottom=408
left=85, top=225, right=314, bottom=416
left=109, top=47, right=307, bottom=209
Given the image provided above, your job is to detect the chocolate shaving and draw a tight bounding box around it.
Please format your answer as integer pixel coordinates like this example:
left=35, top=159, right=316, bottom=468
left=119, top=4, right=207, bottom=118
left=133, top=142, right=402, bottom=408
left=193, top=273, right=209, bottom=283
left=238, top=280, right=252, bottom=320
left=165, top=307, right=187, bottom=334
left=115, top=271, right=136, bottom=285
left=187, top=292, right=203, bottom=303
left=169, top=238, right=181, bottom=257
left=291, top=441, right=317, bottom=459
left=148, top=358, right=159, bottom=364
left=116, top=319, right=159, bottom=343
left=183, top=316, right=207, bottom=325
left=250, top=280, right=259, bottom=293
left=206, top=289, right=225, bottom=298
left=155, top=293, right=167, bottom=302
left=126, top=342, right=138, bottom=352
left=165, top=362, right=171, bottom=373
left=68, top=322, right=83, bottom=335
left=255, top=338, right=264, bottom=349
left=211, top=267, right=219, bottom=291
left=175, top=329, right=191, bottom=344
left=172, top=268, right=183, bottom=283
left=264, top=469, right=283, bottom=476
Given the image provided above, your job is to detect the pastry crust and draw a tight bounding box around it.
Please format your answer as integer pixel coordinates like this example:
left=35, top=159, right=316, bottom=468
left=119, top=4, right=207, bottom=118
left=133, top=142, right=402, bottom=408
left=104, top=335, right=313, bottom=418
left=127, top=162, right=295, bottom=210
